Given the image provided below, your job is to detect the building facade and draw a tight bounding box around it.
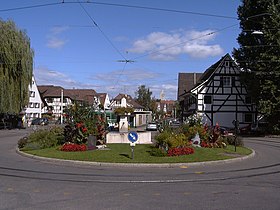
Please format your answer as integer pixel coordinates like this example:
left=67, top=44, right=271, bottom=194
left=23, top=76, right=43, bottom=126
left=179, top=54, right=256, bottom=128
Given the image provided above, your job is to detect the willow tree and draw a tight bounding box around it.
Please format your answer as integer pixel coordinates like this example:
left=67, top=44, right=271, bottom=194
left=233, top=0, right=280, bottom=133
left=0, top=19, right=33, bottom=114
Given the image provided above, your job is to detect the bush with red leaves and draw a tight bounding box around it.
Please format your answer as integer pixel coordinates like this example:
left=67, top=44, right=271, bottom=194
left=201, top=141, right=211, bottom=148
left=60, top=143, right=87, bottom=152
left=167, top=147, right=194, bottom=156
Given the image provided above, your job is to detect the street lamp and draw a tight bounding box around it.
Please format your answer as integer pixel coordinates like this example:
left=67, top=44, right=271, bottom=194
left=251, top=30, right=264, bottom=35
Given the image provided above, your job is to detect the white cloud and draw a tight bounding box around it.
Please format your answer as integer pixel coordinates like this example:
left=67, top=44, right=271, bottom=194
left=46, top=26, right=69, bottom=49
left=34, top=67, right=78, bottom=88
left=149, top=83, right=178, bottom=100
left=128, top=29, right=223, bottom=60
left=34, top=67, right=178, bottom=100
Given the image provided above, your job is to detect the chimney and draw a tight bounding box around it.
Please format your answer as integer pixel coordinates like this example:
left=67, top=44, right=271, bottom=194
left=193, top=73, right=197, bottom=84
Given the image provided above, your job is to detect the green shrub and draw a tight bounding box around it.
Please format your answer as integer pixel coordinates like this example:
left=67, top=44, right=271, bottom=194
left=154, top=130, right=171, bottom=147
left=168, top=133, right=189, bottom=148
left=149, top=147, right=167, bottom=157
left=223, top=135, right=244, bottom=146
left=28, top=129, right=58, bottom=149
left=49, top=126, right=64, bottom=144
left=18, top=137, right=28, bottom=149
left=20, top=126, right=64, bottom=150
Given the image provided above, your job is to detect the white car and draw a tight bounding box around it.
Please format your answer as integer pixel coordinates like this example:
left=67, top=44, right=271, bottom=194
left=146, top=122, right=158, bottom=131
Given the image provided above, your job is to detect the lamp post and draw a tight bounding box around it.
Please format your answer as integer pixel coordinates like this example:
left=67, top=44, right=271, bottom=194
left=60, top=89, right=63, bottom=124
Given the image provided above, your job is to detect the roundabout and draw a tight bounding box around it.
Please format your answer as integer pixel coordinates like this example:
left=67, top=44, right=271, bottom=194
left=0, top=129, right=280, bottom=209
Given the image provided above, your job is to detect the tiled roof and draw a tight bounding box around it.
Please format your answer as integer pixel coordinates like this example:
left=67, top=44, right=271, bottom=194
left=197, top=53, right=230, bottom=84
left=177, top=73, right=203, bottom=100
left=38, top=86, right=99, bottom=105
left=96, top=93, right=107, bottom=105
left=177, top=53, right=232, bottom=101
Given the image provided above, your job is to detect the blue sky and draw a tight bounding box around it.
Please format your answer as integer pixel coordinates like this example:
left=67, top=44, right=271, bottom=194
left=1, top=0, right=241, bottom=100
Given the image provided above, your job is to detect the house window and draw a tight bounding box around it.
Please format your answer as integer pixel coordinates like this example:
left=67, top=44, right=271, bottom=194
left=46, top=98, right=53, bottom=103
left=204, top=95, right=212, bottom=104
left=245, top=96, right=252, bottom=104
left=29, top=103, right=34, bottom=108
left=220, top=76, right=231, bottom=87
left=35, top=103, right=40, bottom=108
left=244, top=114, right=253, bottom=123
left=30, top=91, right=35, bottom=97
left=225, top=61, right=230, bottom=67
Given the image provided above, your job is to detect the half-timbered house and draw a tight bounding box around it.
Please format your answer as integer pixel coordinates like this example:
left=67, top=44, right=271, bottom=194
left=178, top=53, right=256, bottom=128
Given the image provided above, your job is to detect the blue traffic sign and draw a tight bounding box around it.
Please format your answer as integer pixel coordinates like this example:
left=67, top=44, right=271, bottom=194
left=128, top=131, right=138, bottom=143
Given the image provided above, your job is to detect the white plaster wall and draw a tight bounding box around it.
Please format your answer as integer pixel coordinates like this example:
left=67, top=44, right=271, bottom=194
left=106, top=132, right=152, bottom=144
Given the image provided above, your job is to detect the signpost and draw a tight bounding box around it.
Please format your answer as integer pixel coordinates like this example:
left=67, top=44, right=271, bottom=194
left=128, top=131, right=138, bottom=160
left=232, top=120, right=239, bottom=152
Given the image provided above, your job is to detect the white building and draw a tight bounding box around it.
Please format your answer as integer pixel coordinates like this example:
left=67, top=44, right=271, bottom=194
left=23, top=76, right=43, bottom=126
left=179, top=54, right=256, bottom=128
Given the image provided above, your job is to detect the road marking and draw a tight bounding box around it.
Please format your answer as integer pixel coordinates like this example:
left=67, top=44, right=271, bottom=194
left=153, top=193, right=161, bottom=196
left=195, top=171, right=204, bottom=174
left=183, top=192, right=191, bottom=195
left=123, top=193, right=130, bottom=196
left=7, top=188, right=14, bottom=192
left=180, top=166, right=188, bottom=168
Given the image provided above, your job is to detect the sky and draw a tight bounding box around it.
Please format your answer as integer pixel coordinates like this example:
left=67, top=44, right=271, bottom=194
left=0, top=0, right=242, bottom=100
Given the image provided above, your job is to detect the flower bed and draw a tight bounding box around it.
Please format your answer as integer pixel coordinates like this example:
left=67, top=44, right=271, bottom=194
left=167, top=147, right=194, bottom=156
left=60, top=143, right=87, bottom=152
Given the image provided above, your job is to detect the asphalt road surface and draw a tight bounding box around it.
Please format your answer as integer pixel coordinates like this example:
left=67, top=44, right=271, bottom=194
left=0, top=128, right=279, bottom=210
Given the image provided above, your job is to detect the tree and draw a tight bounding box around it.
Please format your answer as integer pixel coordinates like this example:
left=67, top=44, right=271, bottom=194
left=233, top=0, right=280, bottom=133
left=0, top=19, right=34, bottom=114
left=135, top=85, right=153, bottom=111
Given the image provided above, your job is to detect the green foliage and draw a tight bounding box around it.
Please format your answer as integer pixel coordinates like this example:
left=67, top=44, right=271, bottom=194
left=223, top=136, right=244, bottom=147
left=155, top=130, right=190, bottom=150
left=149, top=147, right=167, bottom=157
left=18, top=137, right=28, bottom=149
left=64, top=102, right=106, bottom=144
left=114, top=107, right=134, bottom=115
left=0, top=19, right=34, bottom=113
left=20, top=126, right=64, bottom=150
left=154, top=130, right=171, bottom=147
left=233, top=0, right=280, bottom=131
left=168, top=133, right=189, bottom=148
left=135, top=85, right=153, bottom=111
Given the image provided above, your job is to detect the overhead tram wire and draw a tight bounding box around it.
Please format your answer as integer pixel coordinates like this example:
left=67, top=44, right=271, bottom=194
left=0, top=1, right=237, bottom=20
left=0, top=2, right=63, bottom=12
left=84, top=1, right=237, bottom=20
left=77, top=0, right=134, bottom=90
left=77, top=0, right=127, bottom=61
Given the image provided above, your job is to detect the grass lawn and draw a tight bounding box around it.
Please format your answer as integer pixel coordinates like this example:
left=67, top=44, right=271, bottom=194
left=22, top=144, right=252, bottom=164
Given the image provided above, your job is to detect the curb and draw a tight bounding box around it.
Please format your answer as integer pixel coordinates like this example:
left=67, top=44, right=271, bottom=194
left=16, top=147, right=256, bottom=168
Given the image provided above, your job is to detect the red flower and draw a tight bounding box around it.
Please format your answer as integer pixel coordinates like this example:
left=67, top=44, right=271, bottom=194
left=82, top=127, right=88, bottom=133
left=60, top=143, right=87, bottom=152
left=76, top=122, right=83, bottom=128
left=167, top=147, right=194, bottom=156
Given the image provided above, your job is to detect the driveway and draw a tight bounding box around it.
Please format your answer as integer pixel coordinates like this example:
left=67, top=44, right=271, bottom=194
left=0, top=129, right=280, bottom=210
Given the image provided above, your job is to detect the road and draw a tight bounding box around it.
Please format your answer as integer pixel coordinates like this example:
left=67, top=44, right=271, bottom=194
left=0, top=128, right=279, bottom=210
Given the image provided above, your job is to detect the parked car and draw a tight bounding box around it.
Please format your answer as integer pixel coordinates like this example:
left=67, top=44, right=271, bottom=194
left=31, top=118, right=49, bottom=126
left=170, top=120, right=181, bottom=128
left=219, top=126, right=234, bottom=136
left=146, top=122, right=158, bottom=131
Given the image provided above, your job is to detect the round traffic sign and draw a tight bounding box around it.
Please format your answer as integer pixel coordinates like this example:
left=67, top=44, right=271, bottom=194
left=128, top=131, right=138, bottom=143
